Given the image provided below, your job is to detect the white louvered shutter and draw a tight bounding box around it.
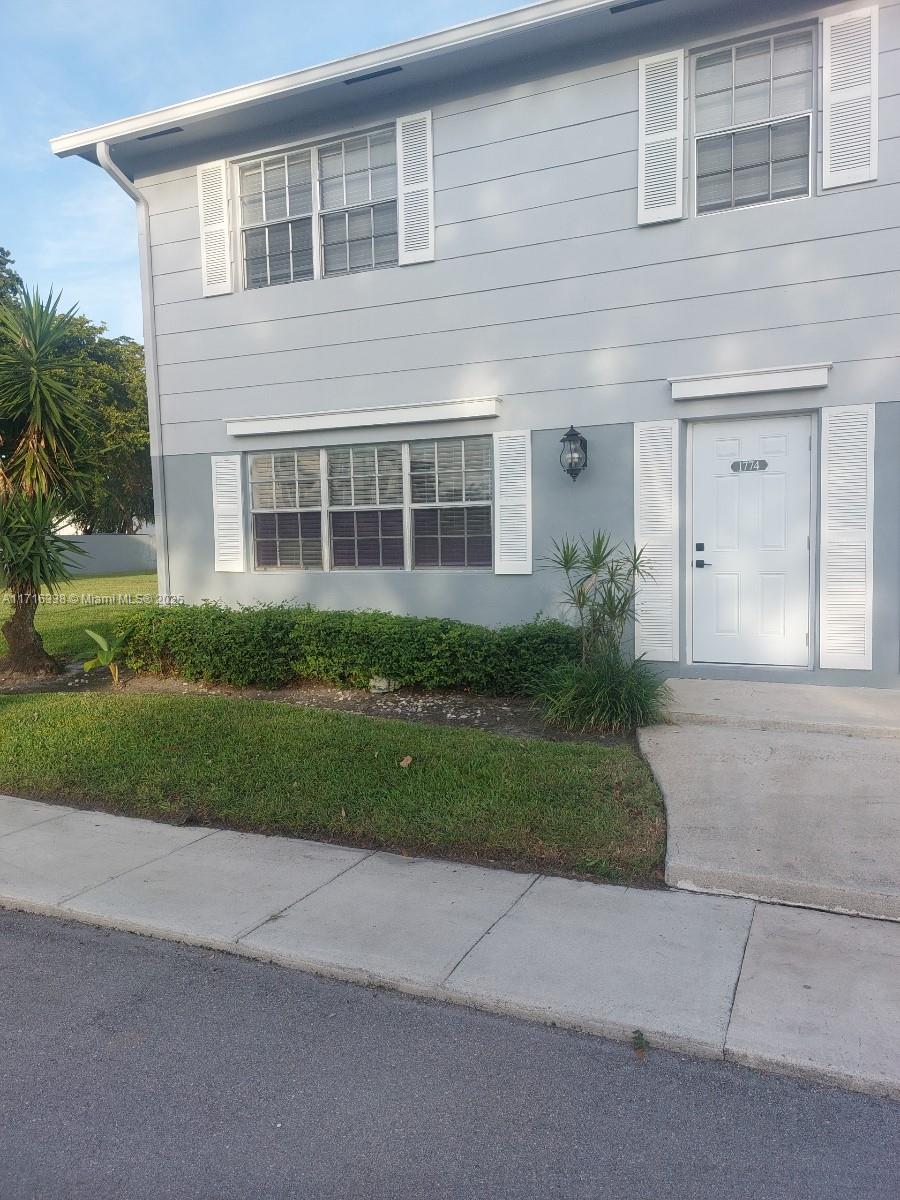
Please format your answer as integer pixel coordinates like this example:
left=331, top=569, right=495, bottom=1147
left=396, top=112, right=435, bottom=264
left=819, top=405, right=874, bottom=669
left=637, top=50, right=684, bottom=225
left=197, top=161, right=233, bottom=296
left=211, top=455, right=245, bottom=572
left=493, top=431, right=532, bottom=574
left=823, top=7, right=879, bottom=189
left=633, top=421, right=679, bottom=661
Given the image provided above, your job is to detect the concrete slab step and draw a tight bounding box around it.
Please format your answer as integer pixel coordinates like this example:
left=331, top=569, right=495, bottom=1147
left=665, top=678, right=900, bottom=739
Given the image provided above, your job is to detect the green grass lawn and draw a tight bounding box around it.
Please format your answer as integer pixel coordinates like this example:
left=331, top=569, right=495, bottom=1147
left=0, top=692, right=665, bottom=883
left=0, top=572, right=157, bottom=662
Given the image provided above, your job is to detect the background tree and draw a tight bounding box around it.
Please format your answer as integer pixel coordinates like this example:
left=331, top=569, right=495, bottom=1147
left=0, top=289, right=89, bottom=674
left=0, top=247, right=24, bottom=307
left=60, top=318, right=153, bottom=534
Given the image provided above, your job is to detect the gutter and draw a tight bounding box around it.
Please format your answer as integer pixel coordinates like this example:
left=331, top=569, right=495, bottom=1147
left=95, top=142, right=171, bottom=598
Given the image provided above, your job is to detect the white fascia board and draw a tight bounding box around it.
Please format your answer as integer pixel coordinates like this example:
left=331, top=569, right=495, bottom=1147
left=669, top=363, right=832, bottom=401
left=225, top=396, right=500, bottom=438
left=50, top=0, right=616, bottom=157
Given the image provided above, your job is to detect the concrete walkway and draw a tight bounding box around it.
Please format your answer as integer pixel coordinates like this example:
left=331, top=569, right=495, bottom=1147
left=1, top=794, right=898, bottom=1098
left=639, top=679, right=900, bottom=921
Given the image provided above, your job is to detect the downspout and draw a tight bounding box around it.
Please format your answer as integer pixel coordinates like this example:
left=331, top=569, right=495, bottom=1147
left=95, top=141, right=171, bottom=598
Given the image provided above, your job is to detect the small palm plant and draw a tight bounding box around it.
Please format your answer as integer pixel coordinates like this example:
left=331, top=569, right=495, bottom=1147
left=533, top=532, right=671, bottom=733
left=83, top=629, right=123, bottom=689
left=550, top=531, right=646, bottom=660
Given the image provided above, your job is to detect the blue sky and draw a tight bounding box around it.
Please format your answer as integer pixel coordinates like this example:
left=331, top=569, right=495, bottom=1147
left=1, top=0, right=507, bottom=340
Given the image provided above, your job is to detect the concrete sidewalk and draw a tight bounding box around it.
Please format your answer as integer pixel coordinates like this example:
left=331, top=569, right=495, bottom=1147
left=1, top=794, right=897, bottom=1098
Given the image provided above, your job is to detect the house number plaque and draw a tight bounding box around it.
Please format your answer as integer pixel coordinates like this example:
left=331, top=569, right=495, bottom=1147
left=730, top=459, right=769, bottom=473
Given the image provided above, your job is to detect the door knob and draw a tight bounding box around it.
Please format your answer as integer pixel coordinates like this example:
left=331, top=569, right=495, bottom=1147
left=695, top=559, right=712, bottom=568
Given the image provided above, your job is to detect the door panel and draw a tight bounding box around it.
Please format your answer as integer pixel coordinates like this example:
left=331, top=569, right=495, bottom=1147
left=691, top=415, right=812, bottom=666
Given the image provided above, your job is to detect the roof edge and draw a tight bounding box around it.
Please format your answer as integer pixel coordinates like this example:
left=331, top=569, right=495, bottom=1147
left=50, top=0, right=616, bottom=158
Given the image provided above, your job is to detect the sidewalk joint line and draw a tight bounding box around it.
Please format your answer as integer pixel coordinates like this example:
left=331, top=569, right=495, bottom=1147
left=440, top=873, right=542, bottom=986
left=58, top=828, right=217, bottom=906
left=234, top=849, right=378, bottom=943
left=0, top=809, right=73, bottom=841
left=722, top=901, right=757, bottom=1056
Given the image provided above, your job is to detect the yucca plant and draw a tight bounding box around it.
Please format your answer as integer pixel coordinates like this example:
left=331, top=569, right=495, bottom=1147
left=535, top=531, right=671, bottom=733
left=0, top=288, right=88, bottom=675
left=549, top=531, right=646, bottom=660
left=0, top=493, right=83, bottom=673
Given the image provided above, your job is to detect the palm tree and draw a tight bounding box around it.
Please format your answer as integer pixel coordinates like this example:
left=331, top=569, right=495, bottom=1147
left=0, top=289, right=88, bottom=675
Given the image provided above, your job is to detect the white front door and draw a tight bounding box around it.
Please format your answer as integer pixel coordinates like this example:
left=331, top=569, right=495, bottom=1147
left=691, top=415, right=812, bottom=666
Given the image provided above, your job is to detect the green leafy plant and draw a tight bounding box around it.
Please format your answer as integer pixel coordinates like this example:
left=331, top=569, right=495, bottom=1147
left=532, top=652, right=670, bottom=734
left=533, top=531, right=671, bottom=733
left=83, top=628, right=122, bottom=688
left=117, top=603, right=580, bottom=695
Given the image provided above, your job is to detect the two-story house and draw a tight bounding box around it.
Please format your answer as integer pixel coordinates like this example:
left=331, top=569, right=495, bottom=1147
left=51, top=0, right=896, bottom=685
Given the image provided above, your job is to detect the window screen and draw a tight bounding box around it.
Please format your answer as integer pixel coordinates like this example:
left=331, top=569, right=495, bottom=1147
left=694, top=31, right=813, bottom=214
left=238, top=126, right=398, bottom=287
left=240, top=151, right=314, bottom=288
left=249, top=450, right=322, bottom=568
left=409, top=437, right=493, bottom=568
left=318, top=129, right=399, bottom=276
left=327, top=444, right=404, bottom=569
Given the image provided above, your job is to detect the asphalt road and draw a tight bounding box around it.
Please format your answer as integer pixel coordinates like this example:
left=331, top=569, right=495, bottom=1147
left=0, top=909, right=896, bottom=1200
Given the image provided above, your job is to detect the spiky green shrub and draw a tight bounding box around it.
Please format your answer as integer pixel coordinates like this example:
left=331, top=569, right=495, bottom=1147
left=533, top=652, right=671, bottom=734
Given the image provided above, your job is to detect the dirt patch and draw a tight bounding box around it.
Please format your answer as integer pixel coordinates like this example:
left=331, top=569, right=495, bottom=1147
left=0, top=661, right=111, bottom=695
left=0, top=662, right=626, bottom=746
left=126, top=675, right=627, bottom=746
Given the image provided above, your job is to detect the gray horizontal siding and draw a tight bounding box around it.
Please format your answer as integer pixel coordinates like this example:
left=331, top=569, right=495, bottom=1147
left=154, top=265, right=900, bottom=371
left=156, top=271, right=899, bottom=396
left=160, top=357, right=894, bottom=456
left=154, top=244, right=900, bottom=370
left=157, top=314, right=900, bottom=429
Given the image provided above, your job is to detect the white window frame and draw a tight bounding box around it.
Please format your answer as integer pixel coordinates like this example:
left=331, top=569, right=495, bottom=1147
left=408, top=438, right=495, bottom=571
left=248, top=436, right=495, bottom=574
left=248, top=448, right=325, bottom=573
left=232, top=122, right=398, bottom=292
left=690, top=25, right=817, bottom=219
left=325, top=442, right=407, bottom=572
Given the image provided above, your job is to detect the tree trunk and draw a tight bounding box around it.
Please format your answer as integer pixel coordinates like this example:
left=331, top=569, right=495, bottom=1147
left=0, top=590, right=61, bottom=676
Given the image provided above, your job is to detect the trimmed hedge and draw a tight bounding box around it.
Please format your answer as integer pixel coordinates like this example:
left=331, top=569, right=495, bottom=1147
left=118, top=603, right=579, bottom=695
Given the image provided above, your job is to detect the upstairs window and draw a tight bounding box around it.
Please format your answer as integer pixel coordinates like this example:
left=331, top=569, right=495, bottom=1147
left=240, top=151, right=314, bottom=288
left=694, top=30, right=814, bottom=214
left=239, top=127, right=398, bottom=288
left=319, top=130, right=399, bottom=276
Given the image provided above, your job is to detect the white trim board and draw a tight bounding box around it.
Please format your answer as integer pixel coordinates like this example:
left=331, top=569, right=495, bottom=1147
left=670, top=363, right=832, bottom=401
left=226, top=396, right=499, bottom=438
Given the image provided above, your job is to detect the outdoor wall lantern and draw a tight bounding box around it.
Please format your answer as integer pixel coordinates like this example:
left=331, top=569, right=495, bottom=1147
left=559, top=425, right=588, bottom=481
